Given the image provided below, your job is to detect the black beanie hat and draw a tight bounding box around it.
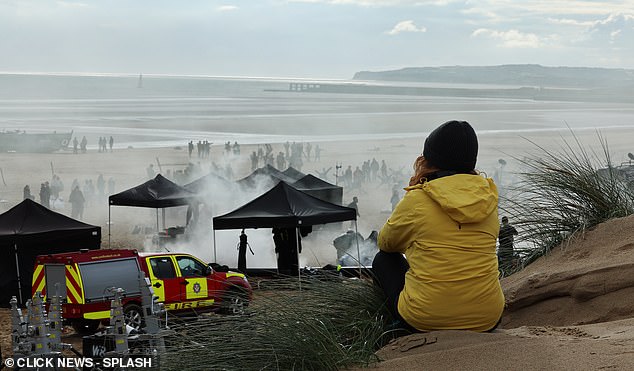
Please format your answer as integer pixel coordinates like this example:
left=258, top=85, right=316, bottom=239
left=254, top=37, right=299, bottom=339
left=423, top=120, right=478, bottom=172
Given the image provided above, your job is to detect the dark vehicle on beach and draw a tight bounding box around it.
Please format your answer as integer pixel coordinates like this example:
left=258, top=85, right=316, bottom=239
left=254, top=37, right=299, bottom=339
left=32, top=249, right=252, bottom=333
left=0, top=130, right=72, bottom=153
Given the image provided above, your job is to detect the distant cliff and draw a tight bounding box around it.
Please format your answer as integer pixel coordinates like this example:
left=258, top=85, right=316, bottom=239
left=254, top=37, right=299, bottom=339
left=352, top=64, right=634, bottom=89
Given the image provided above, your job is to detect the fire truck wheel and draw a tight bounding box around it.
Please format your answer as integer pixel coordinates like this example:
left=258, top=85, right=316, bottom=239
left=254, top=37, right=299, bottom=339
left=220, top=288, right=248, bottom=315
left=72, top=319, right=100, bottom=335
left=123, top=303, right=145, bottom=332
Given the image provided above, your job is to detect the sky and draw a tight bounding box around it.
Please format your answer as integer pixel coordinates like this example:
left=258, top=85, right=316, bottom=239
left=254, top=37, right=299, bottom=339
left=0, top=0, right=633, bottom=78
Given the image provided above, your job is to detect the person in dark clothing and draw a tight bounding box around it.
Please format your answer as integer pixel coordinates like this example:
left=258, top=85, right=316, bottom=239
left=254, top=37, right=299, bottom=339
left=498, top=216, right=519, bottom=269
left=69, top=185, right=85, bottom=219
left=347, top=196, right=360, bottom=217
left=23, top=185, right=34, bottom=200
left=39, top=182, right=50, bottom=208
left=237, top=229, right=254, bottom=273
left=390, top=188, right=400, bottom=211
left=273, top=228, right=302, bottom=276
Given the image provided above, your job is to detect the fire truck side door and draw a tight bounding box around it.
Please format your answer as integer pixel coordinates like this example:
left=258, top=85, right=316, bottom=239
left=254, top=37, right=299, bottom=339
left=175, top=256, right=209, bottom=302
left=146, top=257, right=180, bottom=305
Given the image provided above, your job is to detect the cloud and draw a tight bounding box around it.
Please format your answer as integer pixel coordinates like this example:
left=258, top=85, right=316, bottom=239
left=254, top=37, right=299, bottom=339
left=471, top=28, right=541, bottom=48
left=386, top=20, right=427, bottom=35
left=548, top=17, right=597, bottom=27
left=585, top=13, right=634, bottom=44
left=217, top=5, right=238, bottom=12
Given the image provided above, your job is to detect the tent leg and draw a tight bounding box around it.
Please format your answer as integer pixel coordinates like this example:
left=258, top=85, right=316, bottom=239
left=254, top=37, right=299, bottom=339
left=296, top=227, right=301, bottom=291
left=156, top=209, right=160, bottom=250
left=108, top=205, right=111, bottom=248
left=162, top=208, right=166, bottom=230
left=14, top=244, right=23, bottom=304
left=212, top=227, right=217, bottom=263
left=354, top=220, right=361, bottom=277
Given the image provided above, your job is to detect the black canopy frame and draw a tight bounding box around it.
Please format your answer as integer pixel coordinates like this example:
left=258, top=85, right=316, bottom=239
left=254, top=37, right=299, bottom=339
left=107, top=174, right=197, bottom=247
left=0, top=199, right=100, bottom=305
left=212, top=181, right=361, bottom=278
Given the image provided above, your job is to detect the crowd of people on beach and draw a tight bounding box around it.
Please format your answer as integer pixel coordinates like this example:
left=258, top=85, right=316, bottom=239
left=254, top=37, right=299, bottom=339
left=24, top=172, right=116, bottom=221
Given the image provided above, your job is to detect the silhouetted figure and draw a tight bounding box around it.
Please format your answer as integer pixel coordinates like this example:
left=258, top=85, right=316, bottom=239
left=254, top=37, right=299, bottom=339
left=390, top=188, right=400, bottom=211
left=188, top=141, right=194, bottom=158
left=39, top=182, right=50, bottom=208
left=72, top=137, right=78, bottom=154
left=237, top=229, right=254, bottom=273
left=273, top=228, right=301, bottom=276
left=23, top=185, right=34, bottom=200
left=69, top=185, right=85, bottom=220
left=498, top=216, right=519, bottom=269
left=109, top=136, right=114, bottom=152
left=80, top=136, right=88, bottom=153
left=347, top=196, right=360, bottom=217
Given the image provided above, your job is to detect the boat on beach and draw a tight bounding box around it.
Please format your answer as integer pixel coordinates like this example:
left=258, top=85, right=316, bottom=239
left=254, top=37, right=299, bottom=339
left=0, top=130, right=73, bottom=153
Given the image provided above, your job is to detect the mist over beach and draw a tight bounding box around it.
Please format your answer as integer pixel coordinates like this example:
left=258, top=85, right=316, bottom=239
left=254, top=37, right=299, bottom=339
left=3, top=0, right=634, bottom=368
left=2, top=73, right=634, bottom=269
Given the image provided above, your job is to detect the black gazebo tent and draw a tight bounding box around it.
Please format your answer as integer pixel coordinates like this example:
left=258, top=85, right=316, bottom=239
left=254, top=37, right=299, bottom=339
left=281, top=167, right=306, bottom=182
left=0, top=199, right=101, bottom=306
left=213, top=181, right=358, bottom=274
left=236, top=165, right=297, bottom=190
left=108, top=174, right=197, bottom=245
left=291, top=174, right=343, bottom=205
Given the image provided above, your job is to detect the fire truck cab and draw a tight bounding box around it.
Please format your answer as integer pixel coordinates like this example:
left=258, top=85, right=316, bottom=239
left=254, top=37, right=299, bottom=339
left=32, top=249, right=252, bottom=333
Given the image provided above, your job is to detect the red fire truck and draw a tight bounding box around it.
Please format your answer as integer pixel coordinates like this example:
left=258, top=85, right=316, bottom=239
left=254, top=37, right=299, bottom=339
left=32, top=249, right=252, bottom=333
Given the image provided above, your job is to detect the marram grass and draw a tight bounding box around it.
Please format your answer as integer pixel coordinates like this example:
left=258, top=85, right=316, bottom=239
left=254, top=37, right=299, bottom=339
left=161, top=275, right=396, bottom=371
left=500, top=132, right=634, bottom=275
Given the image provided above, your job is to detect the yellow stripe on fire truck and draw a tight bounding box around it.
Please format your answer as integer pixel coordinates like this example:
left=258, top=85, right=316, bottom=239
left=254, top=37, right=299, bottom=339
left=65, top=264, right=84, bottom=304
left=31, top=264, right=47, bottom=300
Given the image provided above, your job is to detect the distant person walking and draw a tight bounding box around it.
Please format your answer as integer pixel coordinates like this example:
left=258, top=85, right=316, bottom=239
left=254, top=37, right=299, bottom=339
left=109, top=136, right=114, bottom=152
left=498, top=216, right=519, bottom=269
left=80, top=136, right=88, bottom=153
left=72, top=137, right=78, bottom=154
left=390, top=188, right=400, bottom=211
left=69, top=185, right=85, bottom=220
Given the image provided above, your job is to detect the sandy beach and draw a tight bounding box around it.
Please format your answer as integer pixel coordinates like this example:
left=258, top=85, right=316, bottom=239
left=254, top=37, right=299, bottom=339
left=3, top=126, right=634, bottom=368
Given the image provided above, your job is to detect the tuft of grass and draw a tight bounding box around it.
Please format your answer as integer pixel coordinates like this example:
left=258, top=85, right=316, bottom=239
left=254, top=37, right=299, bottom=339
left=161, top=275, right=396, bottom=371
left=500, top=131, right=634, bottom=275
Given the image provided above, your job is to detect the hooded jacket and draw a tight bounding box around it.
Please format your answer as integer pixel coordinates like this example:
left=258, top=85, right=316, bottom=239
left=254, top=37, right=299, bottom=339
left=378, top=173, right=504, bottom=332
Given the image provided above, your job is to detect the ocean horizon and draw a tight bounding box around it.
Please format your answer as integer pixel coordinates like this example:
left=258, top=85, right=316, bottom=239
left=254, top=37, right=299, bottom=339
left=1, top=73, right=634, bottom=149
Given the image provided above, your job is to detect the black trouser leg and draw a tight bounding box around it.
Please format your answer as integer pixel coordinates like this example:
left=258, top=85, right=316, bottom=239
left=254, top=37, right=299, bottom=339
left=372, top=250, right=410, bottom=324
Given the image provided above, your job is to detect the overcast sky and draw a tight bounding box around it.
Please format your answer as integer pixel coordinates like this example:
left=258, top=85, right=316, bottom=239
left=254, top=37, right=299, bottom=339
left=1, top=0, right=633, bottom=78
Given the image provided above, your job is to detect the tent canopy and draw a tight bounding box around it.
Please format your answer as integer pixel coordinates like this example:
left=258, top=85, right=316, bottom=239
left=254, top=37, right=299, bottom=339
left=183, top=172, right=232, bottom=194
left=281, top=167, right=306, bottom=181
left=291, top=174, right=343, bottom=205
left=213, top=181, right=356, bottom=230
left=292, top=174, right=340, bottom=191
left=236, top=165, right=297, bottom=189
left=0, top=199, right=101, bottom=306
left=109, top=174, right=196, bottom=208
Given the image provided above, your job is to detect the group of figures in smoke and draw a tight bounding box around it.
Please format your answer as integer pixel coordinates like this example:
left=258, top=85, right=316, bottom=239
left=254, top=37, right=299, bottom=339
left=23, top=173, right=116, bottom=221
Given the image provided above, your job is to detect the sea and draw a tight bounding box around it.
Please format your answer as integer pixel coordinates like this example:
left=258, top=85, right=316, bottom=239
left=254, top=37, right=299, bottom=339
left=2, top=73, right=634, bottom=150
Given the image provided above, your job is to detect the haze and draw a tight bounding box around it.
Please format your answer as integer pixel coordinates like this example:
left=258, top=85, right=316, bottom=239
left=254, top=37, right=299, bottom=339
left=1, top=0, right=633, bottom=78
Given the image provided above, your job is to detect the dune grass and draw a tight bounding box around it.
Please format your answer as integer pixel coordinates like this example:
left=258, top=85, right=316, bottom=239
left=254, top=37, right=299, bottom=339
left=161, top=275, right=396, bottom=371
left=500, top=132, right=634, bottom=275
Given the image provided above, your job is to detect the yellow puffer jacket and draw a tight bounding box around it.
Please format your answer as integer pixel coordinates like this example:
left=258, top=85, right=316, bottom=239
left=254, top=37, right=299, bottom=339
left=378, top=173, right=504, bottom=332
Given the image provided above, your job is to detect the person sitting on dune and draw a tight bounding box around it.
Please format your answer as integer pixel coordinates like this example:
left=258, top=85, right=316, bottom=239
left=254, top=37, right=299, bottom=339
left=373, top=120, right=504, bottom=333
